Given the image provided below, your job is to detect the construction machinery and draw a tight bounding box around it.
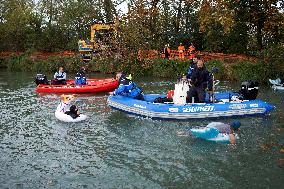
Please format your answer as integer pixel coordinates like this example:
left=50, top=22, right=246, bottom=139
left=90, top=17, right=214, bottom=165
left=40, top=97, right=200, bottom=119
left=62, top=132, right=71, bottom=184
left=78, top=21, right=119, bottom=61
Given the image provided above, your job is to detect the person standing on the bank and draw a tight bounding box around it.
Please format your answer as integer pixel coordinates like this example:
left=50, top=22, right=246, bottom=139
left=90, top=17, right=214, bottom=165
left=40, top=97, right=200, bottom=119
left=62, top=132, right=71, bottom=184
left=164, top=44, right=171, bottom=59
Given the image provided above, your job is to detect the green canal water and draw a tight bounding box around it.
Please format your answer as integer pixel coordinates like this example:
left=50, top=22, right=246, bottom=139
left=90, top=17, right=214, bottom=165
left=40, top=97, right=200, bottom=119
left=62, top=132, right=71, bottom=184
left=0, top=71, right=283, bottom=188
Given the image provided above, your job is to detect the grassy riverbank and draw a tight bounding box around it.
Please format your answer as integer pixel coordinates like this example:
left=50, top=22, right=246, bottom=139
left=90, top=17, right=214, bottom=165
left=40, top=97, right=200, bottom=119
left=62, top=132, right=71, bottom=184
left=0, top=53, right=281, bottom=83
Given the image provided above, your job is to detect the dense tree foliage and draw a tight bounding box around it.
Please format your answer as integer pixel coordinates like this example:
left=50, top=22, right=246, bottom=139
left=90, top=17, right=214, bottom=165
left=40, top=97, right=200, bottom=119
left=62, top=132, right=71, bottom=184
left=0, top=0, right=283, bottom=57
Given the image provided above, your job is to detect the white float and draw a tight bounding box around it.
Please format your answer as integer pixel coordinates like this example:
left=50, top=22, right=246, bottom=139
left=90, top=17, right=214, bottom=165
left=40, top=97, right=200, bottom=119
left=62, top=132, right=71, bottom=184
left=55, top=111, right=87, bottom=123
left=54, top=94, right=87, bottom=123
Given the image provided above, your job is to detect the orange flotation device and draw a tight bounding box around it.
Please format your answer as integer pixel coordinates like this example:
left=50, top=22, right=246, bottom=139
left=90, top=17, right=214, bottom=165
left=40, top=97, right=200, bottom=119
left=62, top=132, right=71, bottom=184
left=167, top=90, right=174, bottom=99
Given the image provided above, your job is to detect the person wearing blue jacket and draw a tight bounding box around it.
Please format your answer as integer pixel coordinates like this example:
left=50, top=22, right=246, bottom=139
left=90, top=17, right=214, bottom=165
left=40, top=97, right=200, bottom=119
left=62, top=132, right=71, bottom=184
left=186, top=58, right=198, bottom=79
left=112, top=73, right=144, bottom=100
left=75, top=67, right=87, bottom=85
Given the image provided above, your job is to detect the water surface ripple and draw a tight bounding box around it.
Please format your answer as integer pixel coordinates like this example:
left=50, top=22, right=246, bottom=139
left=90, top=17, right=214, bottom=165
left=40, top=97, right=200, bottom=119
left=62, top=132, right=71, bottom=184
left=0, top=72, right=283, bottom=188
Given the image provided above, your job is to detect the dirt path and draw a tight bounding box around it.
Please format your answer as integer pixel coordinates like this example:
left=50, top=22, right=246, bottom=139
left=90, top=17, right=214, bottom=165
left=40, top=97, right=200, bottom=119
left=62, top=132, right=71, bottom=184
left=0, top=50, right=258, bottom=63
left=0, top=51, right=75, bottom=59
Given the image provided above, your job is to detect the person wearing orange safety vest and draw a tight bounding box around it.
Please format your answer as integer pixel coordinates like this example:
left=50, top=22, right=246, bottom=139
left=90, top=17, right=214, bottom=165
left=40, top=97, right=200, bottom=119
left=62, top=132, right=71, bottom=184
left=178, top=43, right=185, bottom=60
left=188, top=43, right=196, bottom=60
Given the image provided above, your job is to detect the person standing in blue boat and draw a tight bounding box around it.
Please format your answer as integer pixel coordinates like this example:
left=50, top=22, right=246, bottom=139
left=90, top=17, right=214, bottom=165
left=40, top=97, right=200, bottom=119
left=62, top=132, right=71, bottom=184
left=111, top=72, right=144, bottom=100
left=187, top=59, right=213, bottom=103
left=52, top=66, right=67, bottom=85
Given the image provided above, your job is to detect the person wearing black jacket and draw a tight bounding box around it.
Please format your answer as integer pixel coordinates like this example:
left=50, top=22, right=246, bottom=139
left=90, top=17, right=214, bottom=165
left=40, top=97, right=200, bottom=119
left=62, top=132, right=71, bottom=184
left=187, top=59, right=213, bottom=103
left=65, top=105, right=80, bottom=119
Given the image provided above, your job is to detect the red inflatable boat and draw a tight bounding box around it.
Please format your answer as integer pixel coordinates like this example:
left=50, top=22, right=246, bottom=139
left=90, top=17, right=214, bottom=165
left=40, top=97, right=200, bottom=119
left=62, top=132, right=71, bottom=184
left=36, top=78, right=118, bottom=93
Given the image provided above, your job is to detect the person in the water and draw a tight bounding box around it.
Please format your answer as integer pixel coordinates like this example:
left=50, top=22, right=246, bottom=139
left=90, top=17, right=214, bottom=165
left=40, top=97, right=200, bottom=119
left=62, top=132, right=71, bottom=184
left=56, top=94, right=76, bottom=113
left=177, top=121, right=241, bottom=144
left=206, top=121, right=241, bottom=144
left=65, top=105, right=80, bottom=119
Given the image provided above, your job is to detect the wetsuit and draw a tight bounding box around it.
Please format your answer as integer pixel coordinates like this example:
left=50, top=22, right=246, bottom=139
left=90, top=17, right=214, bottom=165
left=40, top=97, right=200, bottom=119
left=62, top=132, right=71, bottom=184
left=65, top=105, right=79, bottom=119
left=65, top=110, right=79, bottom=119
left=187, top=66, right=213, bottom=103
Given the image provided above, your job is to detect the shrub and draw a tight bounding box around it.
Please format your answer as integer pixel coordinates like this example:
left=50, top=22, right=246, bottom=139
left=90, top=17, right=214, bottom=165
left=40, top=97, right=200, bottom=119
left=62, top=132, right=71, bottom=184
left=2, top=52, right=281, bottom=84
left=151, top=58, right=189, bottom=78
left=3, top=54, right=85, bottom=73
left=205, top=59, right=225, bottom=80
left=229, top=61, right=276, bottom=83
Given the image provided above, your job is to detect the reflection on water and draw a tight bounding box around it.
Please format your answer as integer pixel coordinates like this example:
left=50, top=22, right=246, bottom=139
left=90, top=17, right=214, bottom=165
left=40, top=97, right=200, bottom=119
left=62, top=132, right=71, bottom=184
left=0, top=71, right=283, bottom=188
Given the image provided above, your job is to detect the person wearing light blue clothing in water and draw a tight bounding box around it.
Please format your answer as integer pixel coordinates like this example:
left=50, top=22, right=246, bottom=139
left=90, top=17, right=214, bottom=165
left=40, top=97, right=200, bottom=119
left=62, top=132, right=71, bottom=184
left=177, top=120, right=241, bottom=144
left=206, top=121, right=241, bottom=144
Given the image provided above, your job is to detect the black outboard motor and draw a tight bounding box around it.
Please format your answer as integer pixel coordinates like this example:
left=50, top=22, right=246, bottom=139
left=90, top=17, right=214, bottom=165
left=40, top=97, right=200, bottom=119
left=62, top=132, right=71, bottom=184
left=239, top=80, right=259, bottom=100
left=35, top=74, right=49, bottom=85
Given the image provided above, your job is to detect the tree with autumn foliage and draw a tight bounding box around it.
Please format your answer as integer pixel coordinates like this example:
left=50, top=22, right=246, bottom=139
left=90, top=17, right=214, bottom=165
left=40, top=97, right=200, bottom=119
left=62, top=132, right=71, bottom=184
left=0, top=0, right=282, bottom=58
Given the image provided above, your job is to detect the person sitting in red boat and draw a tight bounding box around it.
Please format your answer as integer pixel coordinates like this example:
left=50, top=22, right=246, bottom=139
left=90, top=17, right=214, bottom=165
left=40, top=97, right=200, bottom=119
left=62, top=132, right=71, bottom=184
left=52, top=67, right=67, bottom=85
left=75, top=67, right=87, bottom=85
left=110, top=72, right=144, bottom=100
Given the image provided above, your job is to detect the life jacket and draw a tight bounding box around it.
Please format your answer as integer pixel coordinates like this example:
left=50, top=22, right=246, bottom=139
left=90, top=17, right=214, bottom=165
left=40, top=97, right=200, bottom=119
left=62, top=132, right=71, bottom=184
left=188, top=46, right=195, bottom=53
left=75, top=72, right=87, bottom=85
left=54, top=71, right=66, bottom=80
left=178, top=45, right=185, bottom=53
left=35, top=74, right=49, bottom=85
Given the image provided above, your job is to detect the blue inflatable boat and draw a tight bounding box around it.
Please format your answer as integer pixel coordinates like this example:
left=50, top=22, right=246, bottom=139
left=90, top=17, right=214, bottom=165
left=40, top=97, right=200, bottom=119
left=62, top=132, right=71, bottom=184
left=108, top=92, right=274, bottom=120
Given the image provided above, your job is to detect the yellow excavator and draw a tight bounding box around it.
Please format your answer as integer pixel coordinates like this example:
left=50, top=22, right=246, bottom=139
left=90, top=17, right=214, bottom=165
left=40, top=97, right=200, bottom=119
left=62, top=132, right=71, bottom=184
left=78, top=20, right=119, bottom=61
